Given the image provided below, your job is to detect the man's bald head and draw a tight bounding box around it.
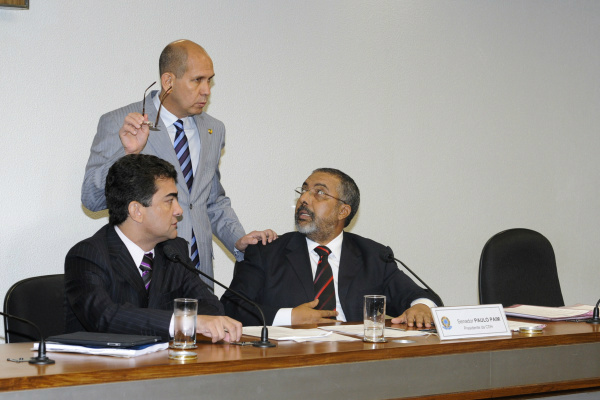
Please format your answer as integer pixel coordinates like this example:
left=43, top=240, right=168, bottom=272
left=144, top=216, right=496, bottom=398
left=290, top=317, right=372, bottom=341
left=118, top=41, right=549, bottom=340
left=159, top=40, right=210, bottom=78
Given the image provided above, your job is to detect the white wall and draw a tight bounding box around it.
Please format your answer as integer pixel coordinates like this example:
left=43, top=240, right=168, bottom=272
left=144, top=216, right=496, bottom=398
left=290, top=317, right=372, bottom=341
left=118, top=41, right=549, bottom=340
left=1, top=1, right=599, bottom=340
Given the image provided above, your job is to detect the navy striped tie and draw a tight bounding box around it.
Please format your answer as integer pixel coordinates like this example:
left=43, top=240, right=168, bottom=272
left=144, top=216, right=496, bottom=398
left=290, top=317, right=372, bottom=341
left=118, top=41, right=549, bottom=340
left=313, top=246, right=336, bottom=311
left=139, top=252, right=154, bottom=291
left=173, top=119, right=199, bottom=269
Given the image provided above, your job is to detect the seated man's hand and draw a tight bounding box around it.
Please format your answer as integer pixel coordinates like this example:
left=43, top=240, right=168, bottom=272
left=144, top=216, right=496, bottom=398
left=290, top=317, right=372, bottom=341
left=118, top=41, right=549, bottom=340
left=291, top=299, right=338, bottom=325
left=235, top=229, right=278, bottom=252
left=196, top=315, right=242, bottom=343
left=391, top=303, right=433, bottom=328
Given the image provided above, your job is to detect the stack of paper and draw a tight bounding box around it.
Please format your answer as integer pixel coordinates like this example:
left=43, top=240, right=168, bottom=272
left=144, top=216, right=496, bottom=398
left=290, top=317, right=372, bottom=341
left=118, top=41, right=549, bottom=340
left=504, top=304, right=594, bottom=321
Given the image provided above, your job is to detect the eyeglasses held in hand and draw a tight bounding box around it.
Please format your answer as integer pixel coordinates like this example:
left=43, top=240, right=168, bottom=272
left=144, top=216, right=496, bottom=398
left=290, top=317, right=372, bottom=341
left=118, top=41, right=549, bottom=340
left=141, top=82, right=172, bottom=131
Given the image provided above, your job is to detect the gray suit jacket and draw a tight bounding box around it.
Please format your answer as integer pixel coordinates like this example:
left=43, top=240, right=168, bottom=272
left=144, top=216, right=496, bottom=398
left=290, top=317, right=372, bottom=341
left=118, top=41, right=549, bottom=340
left=82, top=91, right=246, bottom=284
left=65, top=225, right=224, bottom=341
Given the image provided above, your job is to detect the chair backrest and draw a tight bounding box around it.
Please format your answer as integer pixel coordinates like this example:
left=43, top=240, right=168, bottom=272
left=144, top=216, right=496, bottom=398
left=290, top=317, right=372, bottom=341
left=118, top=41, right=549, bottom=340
left=479, top=228, right=564, bottom=308
left=3, top=274, right=65, bottom=343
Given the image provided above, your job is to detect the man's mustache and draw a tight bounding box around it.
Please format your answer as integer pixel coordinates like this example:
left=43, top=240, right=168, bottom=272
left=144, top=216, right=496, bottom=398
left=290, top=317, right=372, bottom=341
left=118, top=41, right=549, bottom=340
left=295, top=205, right=314, bottom=220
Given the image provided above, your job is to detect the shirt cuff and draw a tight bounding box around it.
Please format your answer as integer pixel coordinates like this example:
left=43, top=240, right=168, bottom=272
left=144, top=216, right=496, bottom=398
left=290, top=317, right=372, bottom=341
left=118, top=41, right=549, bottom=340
left=233, top=248, right=245, bottom=262
left=410, top=298, right=437, bottom=309
left=272, top=308, right=293, bottom=326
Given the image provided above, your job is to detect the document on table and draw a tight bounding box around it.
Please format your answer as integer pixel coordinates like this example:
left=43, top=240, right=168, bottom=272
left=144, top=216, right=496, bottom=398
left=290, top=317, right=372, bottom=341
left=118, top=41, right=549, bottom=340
left=319, top=324, right=429, bottom=338
left=242, top=326, right=361, bottom=342
left=33, top=342, right=169, bottom=357
left=504, top=304, right=594, bottom=321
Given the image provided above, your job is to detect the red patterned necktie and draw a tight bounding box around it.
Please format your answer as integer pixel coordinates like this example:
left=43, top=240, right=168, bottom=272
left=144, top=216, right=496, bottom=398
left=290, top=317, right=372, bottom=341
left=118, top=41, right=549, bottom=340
left=313, top=246, right=336, bottom=311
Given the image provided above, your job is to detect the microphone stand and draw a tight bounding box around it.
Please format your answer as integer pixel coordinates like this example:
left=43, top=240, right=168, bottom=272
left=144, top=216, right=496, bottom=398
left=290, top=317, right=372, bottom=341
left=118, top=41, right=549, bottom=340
left=0, top=311, right=55, bottom=365
left=385, top=254, right=444, bottom=307
left=587, top=299, right=600, bottom=324
left=164, top=247, right=275, bottom=348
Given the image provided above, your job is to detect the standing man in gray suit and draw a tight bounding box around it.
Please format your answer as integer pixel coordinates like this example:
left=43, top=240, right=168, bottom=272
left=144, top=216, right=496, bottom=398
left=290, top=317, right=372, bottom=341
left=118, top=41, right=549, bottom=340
left=82, top=40, right=276, bottom=286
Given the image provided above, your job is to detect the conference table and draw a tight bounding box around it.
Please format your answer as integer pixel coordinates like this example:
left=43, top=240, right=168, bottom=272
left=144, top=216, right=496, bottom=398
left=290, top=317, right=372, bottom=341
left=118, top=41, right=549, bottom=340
left=1, top=319, right=599, bottom=399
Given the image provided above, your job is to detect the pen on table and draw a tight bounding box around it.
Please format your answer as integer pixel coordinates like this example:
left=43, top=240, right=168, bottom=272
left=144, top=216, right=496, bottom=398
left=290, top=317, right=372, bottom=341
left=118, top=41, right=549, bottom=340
left=386, top=327, right=406, bottom=331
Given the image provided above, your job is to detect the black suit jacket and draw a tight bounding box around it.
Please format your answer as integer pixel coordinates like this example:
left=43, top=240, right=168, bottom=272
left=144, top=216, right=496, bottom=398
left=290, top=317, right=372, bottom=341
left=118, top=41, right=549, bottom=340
left=65, top=225, right=223, bottom=340
left=221, top=232, right=437, bottom=326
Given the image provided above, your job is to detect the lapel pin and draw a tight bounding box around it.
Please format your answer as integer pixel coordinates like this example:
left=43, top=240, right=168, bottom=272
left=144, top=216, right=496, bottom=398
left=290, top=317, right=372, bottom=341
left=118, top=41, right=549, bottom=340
left=208, top=129, right=213, bottom=135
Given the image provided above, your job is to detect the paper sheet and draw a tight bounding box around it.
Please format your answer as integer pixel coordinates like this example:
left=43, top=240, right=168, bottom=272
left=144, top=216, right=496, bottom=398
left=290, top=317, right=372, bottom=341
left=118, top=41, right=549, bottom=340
left=242, top=326, right=360, bottom=342
left=319, top=324, right=429, bottom=338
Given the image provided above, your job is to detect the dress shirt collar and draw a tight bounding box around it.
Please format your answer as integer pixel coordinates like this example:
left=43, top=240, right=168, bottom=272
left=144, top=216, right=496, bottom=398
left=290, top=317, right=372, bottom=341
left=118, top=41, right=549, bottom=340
left=114, top=225, right=154, bottom=272
left=305, top=231, right=344, bottom=260
left=151, top=90, right=194, bottom=131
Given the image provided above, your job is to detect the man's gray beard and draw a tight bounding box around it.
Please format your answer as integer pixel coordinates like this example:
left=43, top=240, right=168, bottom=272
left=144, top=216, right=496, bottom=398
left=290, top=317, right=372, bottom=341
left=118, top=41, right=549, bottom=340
left=295, top=220, right=317, bottom=236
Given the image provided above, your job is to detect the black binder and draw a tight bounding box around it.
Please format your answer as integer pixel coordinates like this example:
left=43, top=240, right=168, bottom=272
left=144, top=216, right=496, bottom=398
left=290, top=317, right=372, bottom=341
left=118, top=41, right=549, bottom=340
left=46, top=331, right=162, bottom=347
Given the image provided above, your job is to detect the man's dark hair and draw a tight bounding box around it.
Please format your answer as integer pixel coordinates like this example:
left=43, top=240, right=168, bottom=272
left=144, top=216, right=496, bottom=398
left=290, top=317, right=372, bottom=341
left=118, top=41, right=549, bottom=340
left=159, top=42, right=188, bottom=78
left=106, top=154, right=178, bottom=226
left=313, top=168, right=360, bottom=227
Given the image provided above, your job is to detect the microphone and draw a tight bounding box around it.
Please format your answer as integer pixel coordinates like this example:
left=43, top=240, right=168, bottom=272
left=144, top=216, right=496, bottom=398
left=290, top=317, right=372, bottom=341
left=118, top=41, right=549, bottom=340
left=587, top=298, right=600, bottom=324
left=0, top=311, right=55, bottom=365
left=163, top=245, right=276, bottom=348
left=381, top=252, right=444, bottom=307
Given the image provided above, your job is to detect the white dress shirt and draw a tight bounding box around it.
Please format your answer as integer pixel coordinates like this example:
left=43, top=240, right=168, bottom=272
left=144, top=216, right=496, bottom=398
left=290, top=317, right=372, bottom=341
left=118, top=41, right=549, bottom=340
left=114, top=226, right=154, bottom=278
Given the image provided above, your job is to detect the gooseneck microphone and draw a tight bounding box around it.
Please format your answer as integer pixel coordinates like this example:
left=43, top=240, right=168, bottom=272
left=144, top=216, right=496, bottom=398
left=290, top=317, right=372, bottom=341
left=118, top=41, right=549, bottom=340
left=382, top=252, right=444, bottom=307
left=163, top=245, right=276, bottom=348
left=587, top=298, right=600, bottom=324
left=0, top=311, right=55, bottom=365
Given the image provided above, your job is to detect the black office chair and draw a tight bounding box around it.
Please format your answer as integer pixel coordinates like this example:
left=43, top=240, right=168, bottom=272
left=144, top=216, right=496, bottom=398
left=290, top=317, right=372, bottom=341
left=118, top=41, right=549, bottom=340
left=479, top=228, right=564, bottom=308
left=3, top=274, right=65, bottom=343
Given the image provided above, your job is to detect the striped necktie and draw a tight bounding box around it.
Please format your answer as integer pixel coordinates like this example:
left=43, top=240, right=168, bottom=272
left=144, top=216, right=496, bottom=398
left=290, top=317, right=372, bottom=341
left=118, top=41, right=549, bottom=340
left=313, top=246, right=336, bottom=311
left=139, top=252, right=154, bottom=291
left=173, top=119, right=199, bottom=269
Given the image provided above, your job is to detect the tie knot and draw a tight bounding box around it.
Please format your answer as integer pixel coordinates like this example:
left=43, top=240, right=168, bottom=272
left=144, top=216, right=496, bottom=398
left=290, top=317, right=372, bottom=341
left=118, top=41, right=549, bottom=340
left=174, top=119, right=184, bottom=132
left=140, top=252, right=154, bottom=272
left=314, top=246, right=331, bottom=258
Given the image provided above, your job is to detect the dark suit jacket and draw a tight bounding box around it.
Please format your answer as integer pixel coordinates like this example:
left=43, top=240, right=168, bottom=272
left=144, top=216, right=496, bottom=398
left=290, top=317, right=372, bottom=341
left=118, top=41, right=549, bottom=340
left=65, top=225, right=223, bottom=340
left=221, top=232, right=437, bottom=326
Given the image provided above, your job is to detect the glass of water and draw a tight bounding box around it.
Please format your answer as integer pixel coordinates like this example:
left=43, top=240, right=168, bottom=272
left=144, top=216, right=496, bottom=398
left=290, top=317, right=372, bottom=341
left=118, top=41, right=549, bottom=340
left=364, top=295, right=386, bottom=342
left=169, top=298, right=198, bottom=360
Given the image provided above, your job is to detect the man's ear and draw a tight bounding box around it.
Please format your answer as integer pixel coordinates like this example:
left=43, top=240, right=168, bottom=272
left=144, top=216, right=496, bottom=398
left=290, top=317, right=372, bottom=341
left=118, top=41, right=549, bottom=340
left=338, top=204, right=351, bottom=221
left=128, top=201, right=145, bottom=223
left=161, top=72, right=174, bottom=91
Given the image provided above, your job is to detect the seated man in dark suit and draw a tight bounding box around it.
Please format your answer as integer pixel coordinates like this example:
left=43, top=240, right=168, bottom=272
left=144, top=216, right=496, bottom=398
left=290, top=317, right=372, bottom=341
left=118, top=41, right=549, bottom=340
left=221, top=168, right=438, bottom=327
left=65, top=154, right=241, bottom=342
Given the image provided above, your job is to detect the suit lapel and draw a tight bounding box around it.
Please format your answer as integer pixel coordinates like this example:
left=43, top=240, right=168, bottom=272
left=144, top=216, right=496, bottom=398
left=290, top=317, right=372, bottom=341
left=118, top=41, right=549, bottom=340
left=106, top=226, right=148, bottom=299
left=189, top=113, right=209, bottom=197
left=147, top=244, right=168, bottom=308
left=338, top=234, right=363, bottom=307
left=285, top=233, right=315, bottom=300
left=143, top=91, right=181, bottom=179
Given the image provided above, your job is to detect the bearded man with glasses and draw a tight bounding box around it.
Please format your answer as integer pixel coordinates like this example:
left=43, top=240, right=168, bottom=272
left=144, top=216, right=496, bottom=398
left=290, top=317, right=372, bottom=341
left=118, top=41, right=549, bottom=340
left=221, top=168, right=440, bottom=327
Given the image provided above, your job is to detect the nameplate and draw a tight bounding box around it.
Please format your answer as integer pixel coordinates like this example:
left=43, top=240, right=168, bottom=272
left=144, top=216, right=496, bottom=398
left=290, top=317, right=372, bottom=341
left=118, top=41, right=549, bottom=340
left=431, top=304, right=511, bottom=340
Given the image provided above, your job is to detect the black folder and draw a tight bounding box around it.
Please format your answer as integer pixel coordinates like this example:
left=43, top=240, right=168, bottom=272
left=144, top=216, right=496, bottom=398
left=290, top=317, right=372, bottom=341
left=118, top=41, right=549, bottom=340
left=46, top=331, right=162, bottom=347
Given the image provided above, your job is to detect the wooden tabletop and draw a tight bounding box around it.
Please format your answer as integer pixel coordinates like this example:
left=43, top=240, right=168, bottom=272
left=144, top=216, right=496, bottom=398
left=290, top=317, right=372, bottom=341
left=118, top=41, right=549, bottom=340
left=1, top=319, right=599, bottom=393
